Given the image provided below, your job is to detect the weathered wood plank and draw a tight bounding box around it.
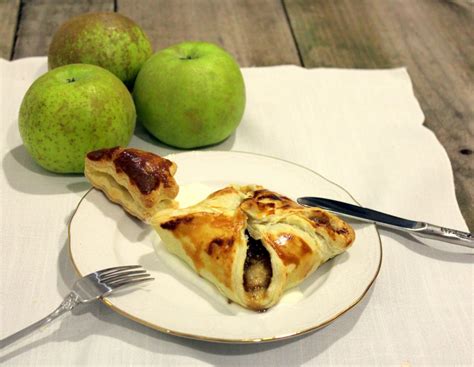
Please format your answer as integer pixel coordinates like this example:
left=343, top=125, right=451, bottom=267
left=13, top=0, right=114, bottom=59
left=285, top=0, right=474, bottom=229
left=117, top=0, right=301, bottom=67
left=0, top=0, right=20, bottom=59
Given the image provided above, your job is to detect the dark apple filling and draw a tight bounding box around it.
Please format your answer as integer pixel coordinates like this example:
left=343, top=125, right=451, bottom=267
left=243, top=231, right=272, bottom=295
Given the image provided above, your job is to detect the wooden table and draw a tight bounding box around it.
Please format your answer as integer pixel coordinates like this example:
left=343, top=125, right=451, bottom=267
left=1, top=0, right=472, bottom=230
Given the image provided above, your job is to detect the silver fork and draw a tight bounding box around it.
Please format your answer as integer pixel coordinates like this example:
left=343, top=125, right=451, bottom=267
left=0, top=265, right=153, bottom=348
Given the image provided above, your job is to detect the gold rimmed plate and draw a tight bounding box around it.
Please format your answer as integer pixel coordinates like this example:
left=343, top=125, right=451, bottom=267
left=69, top=151, right=382, bottom=343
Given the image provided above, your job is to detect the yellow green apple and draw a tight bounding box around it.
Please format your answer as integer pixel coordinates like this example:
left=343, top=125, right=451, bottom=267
left=48, top=12, right=152, bottom=88
left=19, top=64, right=136, bottom=173
left=133, top=42, right=246, bottom=149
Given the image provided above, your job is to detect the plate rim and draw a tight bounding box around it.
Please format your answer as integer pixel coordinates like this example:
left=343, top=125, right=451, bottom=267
left=68, top=150, right=383, bottom=344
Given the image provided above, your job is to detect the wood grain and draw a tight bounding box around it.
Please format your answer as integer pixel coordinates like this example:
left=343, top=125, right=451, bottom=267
left=285, top=0, right=474, bottom=229
left=0, top=0, right=20, bottom=59
left=117, top=0, right=301, bottom=67
left=13, top=0, right=114, bottom=59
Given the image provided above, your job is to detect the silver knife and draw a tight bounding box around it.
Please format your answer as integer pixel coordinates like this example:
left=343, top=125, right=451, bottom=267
left=297, top=197, right=474, bottom=249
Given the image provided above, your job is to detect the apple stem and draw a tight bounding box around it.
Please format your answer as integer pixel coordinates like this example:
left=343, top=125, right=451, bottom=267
left=66, top=77, right=76, bottom=83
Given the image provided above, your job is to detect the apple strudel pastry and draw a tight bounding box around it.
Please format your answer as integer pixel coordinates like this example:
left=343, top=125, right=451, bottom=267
left=84, top=147, right=179, bottom=222
left=151, top=184, right=355, bottom=311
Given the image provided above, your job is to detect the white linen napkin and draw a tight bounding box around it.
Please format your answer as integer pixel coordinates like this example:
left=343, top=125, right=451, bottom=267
left=1, top=57, right=471, bottom=366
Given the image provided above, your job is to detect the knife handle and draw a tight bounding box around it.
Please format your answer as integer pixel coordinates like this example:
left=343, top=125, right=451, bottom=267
left=412, top=223, right=474, bottom=249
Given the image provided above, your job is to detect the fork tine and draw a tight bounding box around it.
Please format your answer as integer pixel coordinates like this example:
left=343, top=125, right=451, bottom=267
left=100, top=270, right=147, bottom=283
left=96, top=265, right=143, bottom=276
left=107, top=276, right=154, bottom=290
left=107, top=273, right=152, bottom=286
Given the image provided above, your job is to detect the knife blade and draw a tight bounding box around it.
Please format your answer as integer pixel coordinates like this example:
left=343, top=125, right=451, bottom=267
left=297, top=197, right=474, bottom=249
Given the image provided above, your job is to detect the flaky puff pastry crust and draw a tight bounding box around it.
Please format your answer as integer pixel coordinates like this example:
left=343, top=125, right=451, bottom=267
left=151, top=185, right=355, bottom=311
left=84, top=147, right=179, bottom=222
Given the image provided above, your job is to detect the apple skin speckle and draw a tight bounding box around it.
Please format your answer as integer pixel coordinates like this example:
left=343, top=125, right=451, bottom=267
left=48, top=12, right=152, bottom=88
left=18, top=64, right=136, bottom=173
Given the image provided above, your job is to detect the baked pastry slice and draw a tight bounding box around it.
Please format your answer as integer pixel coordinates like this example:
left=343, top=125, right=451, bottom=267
left=151, top=185, right=355, bottom=311
left=84, top=147, right=179, bottom=222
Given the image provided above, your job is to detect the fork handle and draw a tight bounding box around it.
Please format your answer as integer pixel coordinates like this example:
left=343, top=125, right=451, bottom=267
left=0, top=292, right=80, bottom=349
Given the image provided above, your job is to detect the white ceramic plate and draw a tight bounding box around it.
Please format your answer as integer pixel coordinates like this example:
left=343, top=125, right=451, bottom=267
left=69, top=151, right=382, bottom=343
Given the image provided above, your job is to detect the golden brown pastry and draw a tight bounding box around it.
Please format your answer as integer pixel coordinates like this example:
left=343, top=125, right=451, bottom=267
left=84, top=147, right=179, bottom=222
left=151, top=185, right=355, bottom=311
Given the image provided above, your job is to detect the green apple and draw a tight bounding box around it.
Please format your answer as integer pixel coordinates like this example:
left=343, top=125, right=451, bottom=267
left=133, top=42, right=246, bottom=148
left=19, top=64, right=136, bottom=173
left=48, top=12, right=152, bottom=88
